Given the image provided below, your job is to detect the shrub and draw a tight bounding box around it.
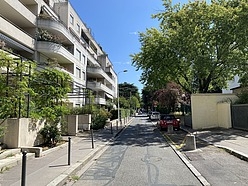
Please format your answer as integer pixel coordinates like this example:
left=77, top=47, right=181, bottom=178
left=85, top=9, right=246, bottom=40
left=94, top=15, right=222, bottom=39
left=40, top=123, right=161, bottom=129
left=235, top=91, right=248, bottom=104
left=92, top=108, right=111, bottom=130
left=39, top=124, right=61, bottom=147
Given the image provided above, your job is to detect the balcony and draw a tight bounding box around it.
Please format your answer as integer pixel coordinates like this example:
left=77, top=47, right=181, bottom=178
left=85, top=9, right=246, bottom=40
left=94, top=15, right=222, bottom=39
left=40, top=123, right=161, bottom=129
left=37, top=18, right=74, bottom=45
left=86, top=81, right=114, bottom=96
left=86, top=52, right=98, bottom=66
left=87, top=67, right=114, bottom=85
left=105, top=66, right=115, bottom=76
left=94, top=97, right=106, bottom=105
left=0, top=17, right=35, bottom=52
left=0, top=0, right=36, bottom=27
left=36, top=41, right=75, bottom=64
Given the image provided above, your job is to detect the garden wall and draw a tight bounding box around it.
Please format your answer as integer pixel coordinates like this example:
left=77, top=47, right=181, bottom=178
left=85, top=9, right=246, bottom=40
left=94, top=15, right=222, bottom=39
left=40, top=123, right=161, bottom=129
left=0, top=118, right=45, bottom=148
left=191, top=93, right=238, bottom=130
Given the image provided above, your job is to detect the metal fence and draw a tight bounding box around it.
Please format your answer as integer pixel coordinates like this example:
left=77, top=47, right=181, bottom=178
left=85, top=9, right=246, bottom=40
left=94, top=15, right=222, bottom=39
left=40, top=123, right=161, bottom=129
left=231, top=104, right=248, bottom=131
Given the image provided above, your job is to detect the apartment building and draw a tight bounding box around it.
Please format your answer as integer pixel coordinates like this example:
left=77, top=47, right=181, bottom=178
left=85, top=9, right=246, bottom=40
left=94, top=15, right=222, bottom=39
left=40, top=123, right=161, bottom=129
left=0, top=0, right=118, bottom=107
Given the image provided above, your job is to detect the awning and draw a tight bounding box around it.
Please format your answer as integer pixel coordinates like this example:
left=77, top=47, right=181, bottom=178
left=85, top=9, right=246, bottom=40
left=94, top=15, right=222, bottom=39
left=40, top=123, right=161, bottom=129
left=105, top=94, right=113, bottom=99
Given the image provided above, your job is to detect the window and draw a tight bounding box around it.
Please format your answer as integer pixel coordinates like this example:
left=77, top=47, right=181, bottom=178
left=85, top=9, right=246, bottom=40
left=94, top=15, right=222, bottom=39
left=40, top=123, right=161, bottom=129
left=75, top=49, right=81, bottom=61
left=76, top=23, right=80, bottom=33
left=76, top=67, right=81, bottom=78
left=70, top=14, right=74, bottom=25
left=82, top=71, right=86, bottom=80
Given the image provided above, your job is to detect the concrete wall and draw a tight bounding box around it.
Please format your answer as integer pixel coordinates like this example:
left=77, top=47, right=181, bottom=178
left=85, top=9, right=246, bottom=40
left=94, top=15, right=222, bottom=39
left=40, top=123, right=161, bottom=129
left=0, top=118, right=45, bottom=148
left=191, top=93, right=237, bottom=130
left=65, top=115, right=79, bottom=135
left=217, top=103, right=232, bottom=128
left=78, top=114, right=91, bottom=131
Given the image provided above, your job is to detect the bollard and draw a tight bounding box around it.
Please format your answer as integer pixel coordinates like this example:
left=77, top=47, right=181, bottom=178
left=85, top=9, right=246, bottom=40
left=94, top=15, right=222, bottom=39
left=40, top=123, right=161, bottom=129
left=167, top=125, right=173, bottom=133
left=91, top=127, right=94, bottom=149
left=185, top=134, right=196, bottom=150
left=68, top=137, right=71, bottom=165
left=21, top=151, right=27, bottom=186
left=111, top=122, right=113, bottom=134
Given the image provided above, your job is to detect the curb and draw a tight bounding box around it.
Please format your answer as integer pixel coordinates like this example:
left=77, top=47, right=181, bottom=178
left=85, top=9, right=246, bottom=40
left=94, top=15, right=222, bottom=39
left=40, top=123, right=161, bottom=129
left=47, top=144, right=107, bottom=186
left=181, top=127, right=248, bottom=163
left=0, top=153, right=35, bottom=172
left=161, top=130, right=210, bottom=186
left=47, top=118, right=133, bottom=186
left=214, top=145, right=248, bottom=162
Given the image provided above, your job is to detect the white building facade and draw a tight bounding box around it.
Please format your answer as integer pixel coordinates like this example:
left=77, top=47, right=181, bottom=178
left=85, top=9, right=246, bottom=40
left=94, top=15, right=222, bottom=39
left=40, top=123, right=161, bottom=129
left=0, top=0, right=117, bottom=107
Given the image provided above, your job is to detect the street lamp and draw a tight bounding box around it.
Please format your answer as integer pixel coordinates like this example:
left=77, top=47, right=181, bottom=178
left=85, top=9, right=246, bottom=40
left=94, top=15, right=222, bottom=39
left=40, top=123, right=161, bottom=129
left=117, top=69, right=127, bottom=130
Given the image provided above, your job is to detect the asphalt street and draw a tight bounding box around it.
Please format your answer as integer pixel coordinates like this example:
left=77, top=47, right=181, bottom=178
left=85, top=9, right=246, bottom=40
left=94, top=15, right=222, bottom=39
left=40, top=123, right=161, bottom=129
left=160, top=124, right=248, bottom=186
left=71, top=116, right=202, bottom=186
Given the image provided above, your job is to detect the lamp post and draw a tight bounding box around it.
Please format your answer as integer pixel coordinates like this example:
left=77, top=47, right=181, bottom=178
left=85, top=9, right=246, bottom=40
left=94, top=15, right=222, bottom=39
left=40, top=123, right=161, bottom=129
left=117, top=69, right=127, bottom=130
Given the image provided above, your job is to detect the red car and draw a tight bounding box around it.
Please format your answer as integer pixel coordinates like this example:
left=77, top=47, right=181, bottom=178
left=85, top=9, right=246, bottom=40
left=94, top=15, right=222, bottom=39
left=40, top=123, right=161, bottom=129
left=157, top=114, right=180, bottom=130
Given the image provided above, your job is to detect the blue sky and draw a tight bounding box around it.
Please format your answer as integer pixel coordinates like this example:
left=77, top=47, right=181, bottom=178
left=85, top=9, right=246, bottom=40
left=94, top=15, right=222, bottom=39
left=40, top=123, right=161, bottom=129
left=69, top=0, right=185, bottom=92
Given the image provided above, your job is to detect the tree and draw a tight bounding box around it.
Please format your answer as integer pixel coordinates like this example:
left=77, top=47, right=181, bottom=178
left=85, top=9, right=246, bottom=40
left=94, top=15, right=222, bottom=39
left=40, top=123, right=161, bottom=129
left=119, top=82, right=140, bottom=100
left=130, top=96, right=140, bottom=111
left=153, top=82, right=183, bottom=112
left=131, top=0, right=248, bottom=93
left=119, top=96, right=130, bottom=109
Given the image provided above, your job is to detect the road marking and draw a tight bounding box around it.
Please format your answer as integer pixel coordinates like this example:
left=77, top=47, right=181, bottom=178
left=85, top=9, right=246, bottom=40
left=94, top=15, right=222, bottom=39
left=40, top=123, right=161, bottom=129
left=163, top=133, right=186, bottom=150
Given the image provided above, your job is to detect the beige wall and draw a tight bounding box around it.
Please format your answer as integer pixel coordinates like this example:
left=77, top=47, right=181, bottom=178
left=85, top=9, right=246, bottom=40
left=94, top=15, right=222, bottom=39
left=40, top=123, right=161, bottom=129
left=1, top=118, right=45, bottom=148
left=217, top=103, right=232, bottom=128
left=191, top=93, right=237, bottom=129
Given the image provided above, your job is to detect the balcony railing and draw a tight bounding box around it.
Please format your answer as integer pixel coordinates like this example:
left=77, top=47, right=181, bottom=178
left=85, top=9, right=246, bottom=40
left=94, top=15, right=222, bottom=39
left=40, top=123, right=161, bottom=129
left=87, top=81, right=114, bottom=96
left=0, top=17, right=35, bottom=51
left=36, top=41, right=75, bottom=64
left=87, top=67, right=114, bottom=84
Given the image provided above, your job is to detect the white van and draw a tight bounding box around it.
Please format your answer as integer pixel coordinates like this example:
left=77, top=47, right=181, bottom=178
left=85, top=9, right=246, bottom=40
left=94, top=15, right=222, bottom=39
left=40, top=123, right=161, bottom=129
left=150, top=111, right=160, bottom=120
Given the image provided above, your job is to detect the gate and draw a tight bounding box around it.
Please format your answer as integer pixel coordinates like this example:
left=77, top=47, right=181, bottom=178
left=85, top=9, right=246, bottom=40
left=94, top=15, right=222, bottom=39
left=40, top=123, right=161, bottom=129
left=231, top=104, right=248, bottom=130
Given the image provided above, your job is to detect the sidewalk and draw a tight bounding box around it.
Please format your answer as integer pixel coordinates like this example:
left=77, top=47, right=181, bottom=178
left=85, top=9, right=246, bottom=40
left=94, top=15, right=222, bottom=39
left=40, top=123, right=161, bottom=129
left=0, top=122, right=127, bottom=186
left=1, top=118, right=248, bottom=186
left=182, top=126, right=248, bottom=162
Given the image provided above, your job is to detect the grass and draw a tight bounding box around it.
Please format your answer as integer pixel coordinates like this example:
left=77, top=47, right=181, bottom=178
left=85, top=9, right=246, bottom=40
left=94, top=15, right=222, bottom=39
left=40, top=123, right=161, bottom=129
left=69, top=175, right=79, bottom=182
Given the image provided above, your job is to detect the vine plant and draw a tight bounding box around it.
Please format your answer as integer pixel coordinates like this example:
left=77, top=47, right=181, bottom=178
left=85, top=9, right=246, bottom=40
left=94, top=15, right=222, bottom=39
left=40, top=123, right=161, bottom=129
left=0, top=50, right=72, bottom=144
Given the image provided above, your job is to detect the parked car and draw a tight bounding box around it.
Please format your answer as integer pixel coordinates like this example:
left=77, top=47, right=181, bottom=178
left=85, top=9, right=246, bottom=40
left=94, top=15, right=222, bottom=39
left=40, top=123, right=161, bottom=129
left=157, top=114, right=180, bottom=130
left=150, top=111, right=160, bottom=120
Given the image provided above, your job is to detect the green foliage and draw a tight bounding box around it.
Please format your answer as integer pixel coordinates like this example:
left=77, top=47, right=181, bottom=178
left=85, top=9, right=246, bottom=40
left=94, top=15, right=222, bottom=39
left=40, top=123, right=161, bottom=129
left=131, top=0, right=248, bottom=93
left=68, top=104, right=96, bottom=115
left=39, top=124, right=61, bottom=146
left=235, top=91, right=248, bottom=104
left=30, top=67, right=72, bottom=122
left=0, top=51, right=35, bottom=118
left=121, top=109, right=130, bottom=118
left=0, top=120, right=6, bottom=139
left=119, top=82, right=141, bottom=110
left=119, top=82, right=140, bottom=100
left=119, top=96, right=130, bottom=109
left=92, top=108, right=111, bottom=130
left=36, top=28, right=61, bottom=44
left=130, top=96, right=140, bottom=110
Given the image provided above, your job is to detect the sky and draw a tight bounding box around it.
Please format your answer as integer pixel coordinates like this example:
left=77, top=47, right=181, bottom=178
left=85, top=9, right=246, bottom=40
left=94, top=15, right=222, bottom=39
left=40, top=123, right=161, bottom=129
left=69, top=0, right=185, bottom=93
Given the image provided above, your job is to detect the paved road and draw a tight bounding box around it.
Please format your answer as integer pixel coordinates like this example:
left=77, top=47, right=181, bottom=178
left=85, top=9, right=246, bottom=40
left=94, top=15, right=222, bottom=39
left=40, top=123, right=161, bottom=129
left=71, top=116, right=202, bottom=186
left=161, top=127, right=248, bottom=186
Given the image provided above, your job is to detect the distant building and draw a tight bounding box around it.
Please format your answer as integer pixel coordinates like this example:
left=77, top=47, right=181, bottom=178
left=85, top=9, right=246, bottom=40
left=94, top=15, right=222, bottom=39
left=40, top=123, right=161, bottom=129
left=222, top=75, right=240, bottom=94
left=0, top=0, right=117, bottom=107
